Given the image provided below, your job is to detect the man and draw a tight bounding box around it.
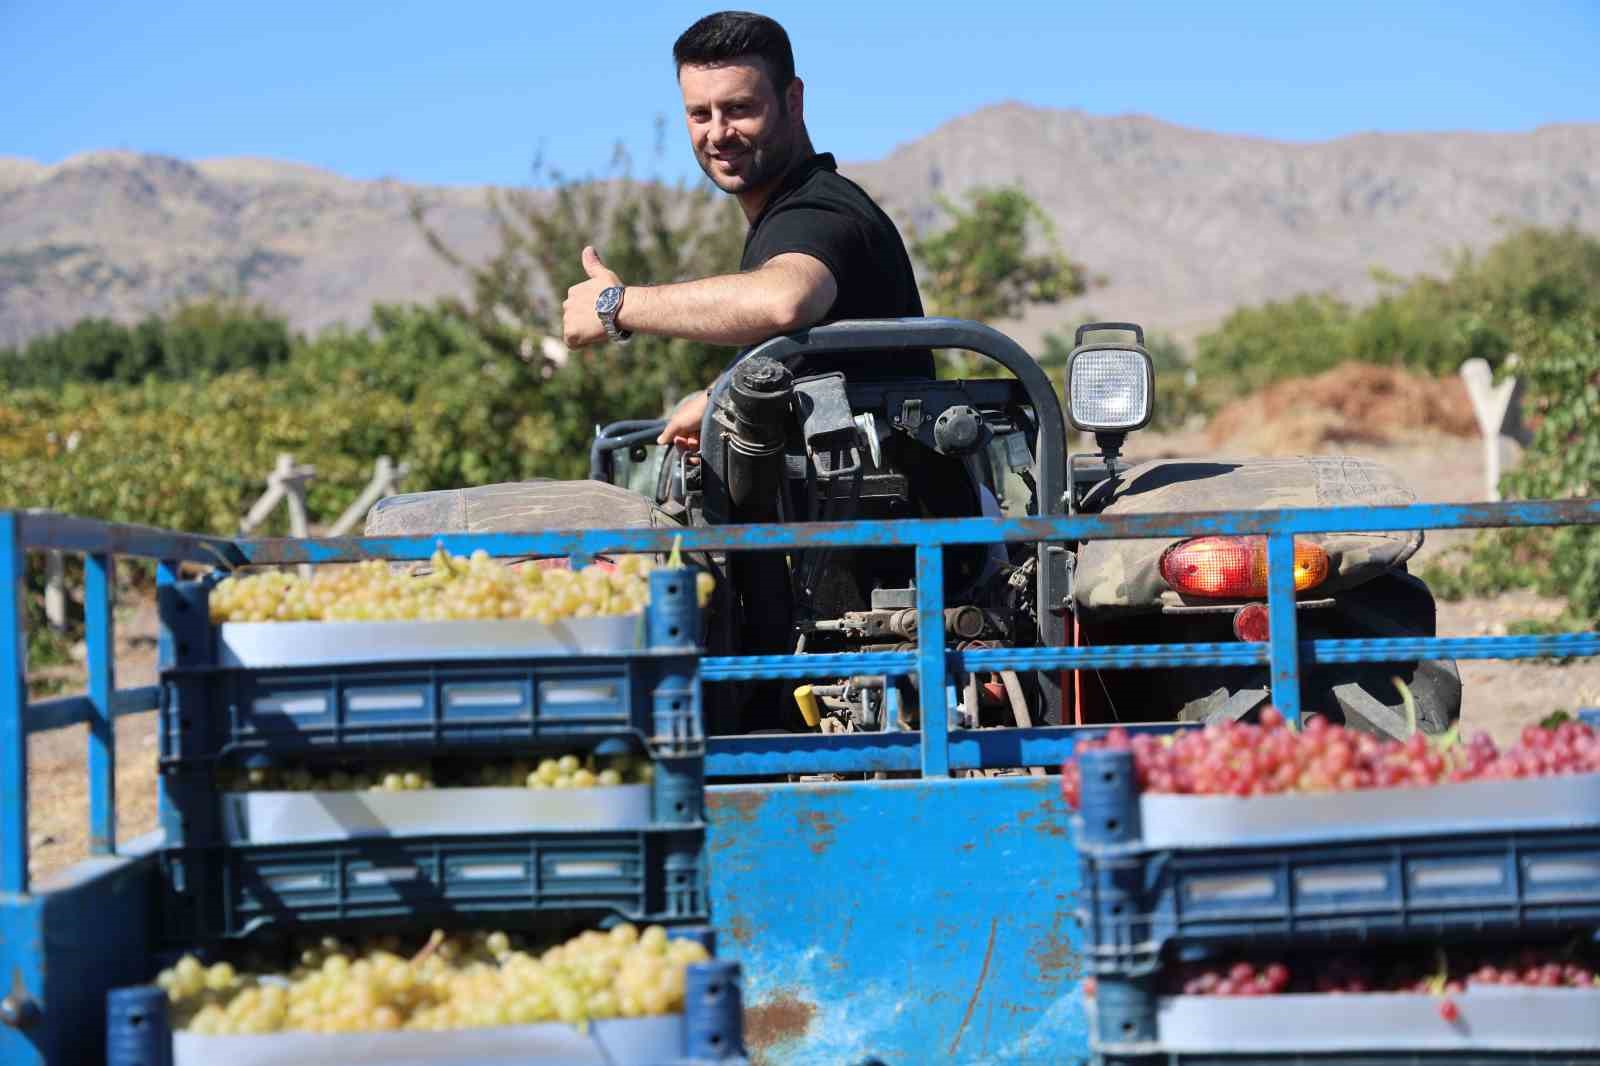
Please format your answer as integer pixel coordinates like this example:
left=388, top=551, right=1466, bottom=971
left=560, top=10, right=932, bottom=455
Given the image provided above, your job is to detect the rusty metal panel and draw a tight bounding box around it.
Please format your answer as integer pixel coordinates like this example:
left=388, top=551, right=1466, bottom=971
left=706, top=776, right=1088, bottom=1064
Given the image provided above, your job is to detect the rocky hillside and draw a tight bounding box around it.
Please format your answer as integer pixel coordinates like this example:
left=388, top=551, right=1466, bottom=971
left=851, top=104, right=1600, bottom=343
left=0, top=153, right=500, bottom=348
left=3, top=104, right=1598, bottom=349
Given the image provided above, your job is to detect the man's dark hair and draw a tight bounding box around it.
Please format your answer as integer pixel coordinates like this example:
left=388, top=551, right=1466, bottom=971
left=673, top=11, right=795, bottom=93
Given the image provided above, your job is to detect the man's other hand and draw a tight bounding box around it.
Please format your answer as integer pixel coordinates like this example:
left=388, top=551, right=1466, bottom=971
left=562, top=246, right=624, bottom=348
left=658, top=389, right=711, bottom=454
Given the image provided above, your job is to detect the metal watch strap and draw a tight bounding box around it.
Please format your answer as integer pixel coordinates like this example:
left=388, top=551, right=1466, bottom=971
left=597, top=286, right=632, bottom=344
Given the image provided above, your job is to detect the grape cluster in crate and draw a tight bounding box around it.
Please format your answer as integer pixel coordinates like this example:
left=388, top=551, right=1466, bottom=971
left=1063, top=709, right=1600, bottom=1063
left=208, top=549, right=713, bottom=623
left=215, top=752, right=655, bottom=793
left=107, top=551, right=743, bottom=1066
left=161, top=924, right=711, bottom=1036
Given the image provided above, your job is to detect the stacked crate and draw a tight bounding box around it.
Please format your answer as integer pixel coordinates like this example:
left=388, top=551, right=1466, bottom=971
left=109, top=566, right=744, bottom=1065
left=1076, top=742, right=1600, bottom=1065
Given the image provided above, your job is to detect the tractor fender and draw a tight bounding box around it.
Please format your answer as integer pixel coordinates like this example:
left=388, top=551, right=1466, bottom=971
left=364, top=480, right=684, bottom=566
left=1075, top=455, right=1423, bottom=611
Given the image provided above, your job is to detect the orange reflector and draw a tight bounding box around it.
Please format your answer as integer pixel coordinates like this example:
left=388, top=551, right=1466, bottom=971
left=1159, top=536, right=1329, bottom=599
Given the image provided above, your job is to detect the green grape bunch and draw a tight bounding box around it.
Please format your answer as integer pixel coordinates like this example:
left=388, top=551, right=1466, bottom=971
left=159, top=924, right=710, bottom=1035
left=209, top=550, right=714, bottom=624
left=217, top=753, right=652, bottom=793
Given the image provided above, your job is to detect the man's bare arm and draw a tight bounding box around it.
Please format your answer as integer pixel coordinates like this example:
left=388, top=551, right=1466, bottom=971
left=616, top=253, right=836, bottom=346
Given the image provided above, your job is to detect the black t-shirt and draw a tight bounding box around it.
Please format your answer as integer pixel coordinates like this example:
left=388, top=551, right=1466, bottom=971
left=740, top=153, right=935, bottom=381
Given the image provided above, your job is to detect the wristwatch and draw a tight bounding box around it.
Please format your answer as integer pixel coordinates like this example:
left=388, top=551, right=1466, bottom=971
left=595, top=285, right=632, bottom=344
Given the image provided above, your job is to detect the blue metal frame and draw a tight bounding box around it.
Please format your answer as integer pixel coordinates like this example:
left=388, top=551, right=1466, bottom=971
left=2, top=500, right=1598, bottom=1064
left=3, top=498, right=1597, bottom=887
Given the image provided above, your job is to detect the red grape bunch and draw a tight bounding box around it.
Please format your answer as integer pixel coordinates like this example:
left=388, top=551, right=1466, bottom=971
left=1061, top=710, right=1600, bottom=810
left=1157, top=946, right=1599, bottom=999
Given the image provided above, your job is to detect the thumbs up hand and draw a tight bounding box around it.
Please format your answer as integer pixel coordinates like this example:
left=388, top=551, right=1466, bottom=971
left=563, top=245, right=626, bottom=349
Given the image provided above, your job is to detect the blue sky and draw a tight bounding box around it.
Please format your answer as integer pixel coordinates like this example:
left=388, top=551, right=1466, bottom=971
left=3, top=1, right=1596, bottom=186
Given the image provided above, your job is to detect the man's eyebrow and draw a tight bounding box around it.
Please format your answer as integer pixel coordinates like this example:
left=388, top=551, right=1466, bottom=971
left=685, top=94, right=760, bottom=111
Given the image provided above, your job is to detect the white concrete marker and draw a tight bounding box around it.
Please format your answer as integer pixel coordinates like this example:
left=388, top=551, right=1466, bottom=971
left=1459, top=357, right=1518, bottom=502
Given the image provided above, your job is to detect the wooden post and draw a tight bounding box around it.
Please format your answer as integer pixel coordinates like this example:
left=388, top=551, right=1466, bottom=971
left=327, top=456, right=411, bottom=537
left=1459, top=358, right=1518, bottom=503
left=239, top=453, right=317, bottom=578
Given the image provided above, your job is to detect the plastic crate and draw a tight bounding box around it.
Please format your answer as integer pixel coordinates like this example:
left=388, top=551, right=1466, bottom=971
left=1089, top=980, right=1600, bottom=1065
left=108, top=957, right=746, bottom=1065
left=159, top=826, right=708, bottom=942
left=164, top=749, right=705, bottom=850
left=162, top=649, right=703, bottom=760
left=158, top=568, right=704, bottom=765
left=1075, top=750, right=1600, bottom=974
left=218, top=783, right=654, bottom=844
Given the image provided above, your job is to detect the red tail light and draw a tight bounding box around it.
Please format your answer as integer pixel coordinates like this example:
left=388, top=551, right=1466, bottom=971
left=1159, top=536, right=1329, bottom=599
left=1232, top=602, right=1271, bottom=642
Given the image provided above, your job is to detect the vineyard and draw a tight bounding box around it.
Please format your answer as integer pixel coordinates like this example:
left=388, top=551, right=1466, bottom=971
left=3, top=202, right=1599, bottom=1064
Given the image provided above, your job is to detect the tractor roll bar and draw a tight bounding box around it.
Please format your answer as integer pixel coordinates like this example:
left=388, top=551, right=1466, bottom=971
left=590, top=420, right=668, bottom=483
left=703, top=317, right=1072, bottom=724
left=709, top=317, right=1068, bottom=521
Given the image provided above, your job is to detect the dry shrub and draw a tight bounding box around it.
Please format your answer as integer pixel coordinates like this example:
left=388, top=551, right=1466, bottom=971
left=1205, top=363, right=1477, bottom=452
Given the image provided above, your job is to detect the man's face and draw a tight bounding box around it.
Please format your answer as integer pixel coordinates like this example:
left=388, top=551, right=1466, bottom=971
left=679, top=59, right=800, bottom=196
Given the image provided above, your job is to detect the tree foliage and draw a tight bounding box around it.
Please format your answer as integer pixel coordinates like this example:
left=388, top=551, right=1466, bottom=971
left=0, top=298, right=294, bottom=389
left=906, top=186, right=1089, bottom=378
left=1422, top=307, right=1600, bottom=626
left=1194, top=226, right=1600, bottom=393
left=413, top=142, right=747, bottom=466
left=910, top=187, right=1088, bottom=324
left=0, top=303, right=557, bottom=535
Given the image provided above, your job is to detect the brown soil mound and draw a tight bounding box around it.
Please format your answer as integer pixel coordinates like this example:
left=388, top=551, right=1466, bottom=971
left=1205, top=363, right=1477, bottom=452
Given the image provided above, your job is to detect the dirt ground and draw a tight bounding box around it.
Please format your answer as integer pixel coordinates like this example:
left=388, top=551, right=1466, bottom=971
left=22, top=380, right=1600, bottom=882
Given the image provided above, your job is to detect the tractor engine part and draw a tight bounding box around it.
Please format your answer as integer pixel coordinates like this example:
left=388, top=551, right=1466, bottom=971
left=932, top=405, right=985, bottom=456
left=810, top=604, right=990, bottom=641
left=714, top=356, right=795, bottom=518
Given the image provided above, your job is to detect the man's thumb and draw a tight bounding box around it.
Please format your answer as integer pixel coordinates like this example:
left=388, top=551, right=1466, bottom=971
left=581, top=245, right=608, bottom=279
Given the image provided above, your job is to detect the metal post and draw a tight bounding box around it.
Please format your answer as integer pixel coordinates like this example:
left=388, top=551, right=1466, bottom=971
left=1264, top=533, right=1302, bottom=725
left=155, top=559, right=181, bottom=843
left=85, top=552, right=116, bottom=854
left=1, top=513, right=29, bottom=892
left=915, top=544, right=950, bottom=776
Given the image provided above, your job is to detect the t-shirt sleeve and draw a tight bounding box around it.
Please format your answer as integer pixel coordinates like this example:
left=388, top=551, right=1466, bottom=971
left=746, top=201, right=864, bottom=294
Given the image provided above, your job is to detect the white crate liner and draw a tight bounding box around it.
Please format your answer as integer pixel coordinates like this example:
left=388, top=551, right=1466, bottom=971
left=174, top=1013, right=683, bottom=1065
left=1139, top=772, right=1600, bottom=848
left=217, top=614, right=645, bottom=669
left=223, top=785, right=652, bottom=844
left=1152, top=989, right=1600, bottom=1052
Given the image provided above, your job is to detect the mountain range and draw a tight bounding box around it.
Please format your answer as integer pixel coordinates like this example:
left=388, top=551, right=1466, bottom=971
left=3, top=102, right=1598, bottom=351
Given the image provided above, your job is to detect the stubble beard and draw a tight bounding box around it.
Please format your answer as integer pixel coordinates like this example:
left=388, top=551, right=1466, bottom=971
left=697, top=110, right=799, bottom=197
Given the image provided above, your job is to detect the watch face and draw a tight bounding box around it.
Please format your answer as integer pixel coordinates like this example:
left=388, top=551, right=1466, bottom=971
left=596, top=286, right=622, bottom=315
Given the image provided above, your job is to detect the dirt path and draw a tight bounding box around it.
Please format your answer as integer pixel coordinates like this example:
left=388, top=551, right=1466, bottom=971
left=23, top=429, right=1598, bottom=880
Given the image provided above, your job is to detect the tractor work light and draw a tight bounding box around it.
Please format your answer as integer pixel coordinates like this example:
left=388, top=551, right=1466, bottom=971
left=1159, top=536, right=1330, bottom=599
left=1064, top=322, right=1155, bottom=433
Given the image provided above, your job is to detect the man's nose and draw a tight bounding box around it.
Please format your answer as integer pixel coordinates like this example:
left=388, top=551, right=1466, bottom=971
left=709, top=113, right=736, bottom=145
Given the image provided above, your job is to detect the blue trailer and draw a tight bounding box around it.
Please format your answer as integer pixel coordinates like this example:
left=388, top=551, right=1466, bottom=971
left=4, top=496, right=1599, bottom=1064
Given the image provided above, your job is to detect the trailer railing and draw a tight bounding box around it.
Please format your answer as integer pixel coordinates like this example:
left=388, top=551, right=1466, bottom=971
left=4, top=499, right=1600, bottom=894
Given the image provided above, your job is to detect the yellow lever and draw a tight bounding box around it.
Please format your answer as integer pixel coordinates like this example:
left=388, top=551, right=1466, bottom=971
left=793, top=685, right=821, bottom=728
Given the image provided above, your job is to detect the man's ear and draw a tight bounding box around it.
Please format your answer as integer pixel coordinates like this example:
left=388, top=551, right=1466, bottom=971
left=787, top=76, right=804, bottom=123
